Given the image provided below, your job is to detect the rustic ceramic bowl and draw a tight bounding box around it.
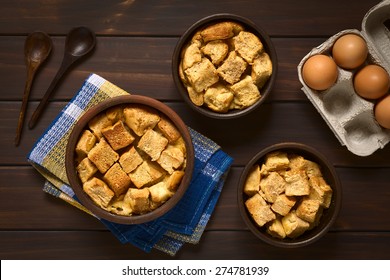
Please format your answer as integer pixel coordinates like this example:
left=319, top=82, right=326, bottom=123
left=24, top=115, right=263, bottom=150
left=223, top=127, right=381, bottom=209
left=172, top=13, right=278, bottom=119
left=65, top=95, right=194, bottom=224
left=238, top=142, right=342, bottom=248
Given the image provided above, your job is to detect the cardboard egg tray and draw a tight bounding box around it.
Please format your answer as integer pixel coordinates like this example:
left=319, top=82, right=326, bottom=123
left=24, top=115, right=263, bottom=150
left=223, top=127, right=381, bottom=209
left=297, top=0, right=390, bottom=156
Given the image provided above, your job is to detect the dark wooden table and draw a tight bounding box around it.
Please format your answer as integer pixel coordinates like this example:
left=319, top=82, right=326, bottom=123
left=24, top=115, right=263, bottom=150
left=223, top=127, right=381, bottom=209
left=1, top=0, right=389, bottom=260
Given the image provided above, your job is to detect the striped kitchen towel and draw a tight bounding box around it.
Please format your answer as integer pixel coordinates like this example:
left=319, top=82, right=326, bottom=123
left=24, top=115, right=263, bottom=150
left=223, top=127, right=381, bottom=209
left=28, top=73, right=233, bottom=256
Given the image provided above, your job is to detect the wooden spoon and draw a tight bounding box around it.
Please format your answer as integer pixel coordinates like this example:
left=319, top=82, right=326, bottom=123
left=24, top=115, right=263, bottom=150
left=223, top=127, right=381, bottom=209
left=28, top=26, right=96, bottom=129
left=15, top=31, right=52, bottom=146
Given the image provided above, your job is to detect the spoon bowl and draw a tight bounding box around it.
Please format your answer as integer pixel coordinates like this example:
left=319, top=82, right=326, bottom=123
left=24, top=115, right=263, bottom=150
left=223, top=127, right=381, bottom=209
left=28, top=26, right=96, bottom=129
left=15, top=31, right=52, bottom=146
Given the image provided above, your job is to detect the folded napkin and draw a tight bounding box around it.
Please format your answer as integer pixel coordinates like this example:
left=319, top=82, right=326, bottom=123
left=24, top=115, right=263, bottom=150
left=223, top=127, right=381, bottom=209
left=28, top=74, right=233, bottom=256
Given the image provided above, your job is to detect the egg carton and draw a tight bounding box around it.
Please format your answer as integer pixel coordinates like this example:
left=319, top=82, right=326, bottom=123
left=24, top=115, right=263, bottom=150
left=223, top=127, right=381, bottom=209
left=297, top=0, right=390, bottom=156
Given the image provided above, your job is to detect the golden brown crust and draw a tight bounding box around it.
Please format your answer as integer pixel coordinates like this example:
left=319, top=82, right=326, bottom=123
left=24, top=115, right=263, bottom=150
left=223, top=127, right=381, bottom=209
left=103, top=163, right=132, bottom=197
left=87, top=138, right=119, bottom=174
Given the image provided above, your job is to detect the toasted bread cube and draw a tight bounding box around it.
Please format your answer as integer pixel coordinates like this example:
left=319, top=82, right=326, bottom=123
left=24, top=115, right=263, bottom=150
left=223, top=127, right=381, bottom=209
left=251, top=52, right=272, bottom=88
left=149, top=182, right=173, bottom=204
left=101, top=121, right=135, bottom=150
left=305, top=159, right=323, bottom=178
left=187, top=86, right=204, bottom=106
left=157, top=117, right=181, bottom=144
left=233, top=31, right=264, bottom=63
left=76, top=130, right=97, bottom=158
left=230, top=75, right=261, bottom=109
left=119, top=146, right=143, bottom=174
left=267, top=218, right=286, bottom=239
left=129, top=161, right=164, bottom=189
left=182, top=42, right=202, bottom=70
left=296, top=199, right=321, bottom=223
left=105, top=106, right=123, bottom=123
left=76, top=157, right=98, bottom=183
left=88, top=112, right=113, bottom=140
left=88, top=138, right=119, bottom=174
left=288, top=154, right=307, bottom=171
left=165, top=170, right=185, bottom=192
left=204, top=83, right=234, bottom=113
left=308, top=206, right=324, bottom=230
left=106, top=197, right=133, bottom=216
left=260, top=172, right=286, bottom=203
left=282, top=211, right=310, bottom=238
left=201, top=40, right=229, bottom=65
left=137, top=129, right=169, bottom=161
left=123, top=105, right=160, bottom=136
left=157, top=145, right=185, bottom=174
left=124, top=188, right=150, bottom=214
left=217, top=51, right=247, bottom=85
left=264, top=151, right=290, bottom=171
left=244, top=164, right=261, bottom=196
left=184, top=58, right=219, bottom=93
left=103, top=163, right=132, bottom=196
left=308, top=176, right=333, bottom=208
left=284, top=170, right=310, bottom=196
left=245, top=193, right=276, bottom=227
left=271, top=194, right=297, bottom=216
left=83, top=177, right=114, bottom=208
left=200, top=21, right=236, bottom=42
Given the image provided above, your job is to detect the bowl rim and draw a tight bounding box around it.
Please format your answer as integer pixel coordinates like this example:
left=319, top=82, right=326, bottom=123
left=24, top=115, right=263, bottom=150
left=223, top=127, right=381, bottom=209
left=65, top=95, right=195, bottom=225
left=172, top=13, right=278, bottom=119
left=237, top=142, right=342, bottom=248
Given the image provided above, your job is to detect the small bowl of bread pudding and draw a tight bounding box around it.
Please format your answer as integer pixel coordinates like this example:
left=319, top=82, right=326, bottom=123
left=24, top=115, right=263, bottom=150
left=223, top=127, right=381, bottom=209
left=172, top=13, right=278, bottom=119
left=238, top=142, right=342, bottom=248
left=65, top=95, right=194, bottom=224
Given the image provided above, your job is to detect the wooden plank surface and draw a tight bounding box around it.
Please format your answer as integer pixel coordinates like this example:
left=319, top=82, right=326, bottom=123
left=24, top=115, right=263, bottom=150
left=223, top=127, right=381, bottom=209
left=0, top=0, right=389, bottom=260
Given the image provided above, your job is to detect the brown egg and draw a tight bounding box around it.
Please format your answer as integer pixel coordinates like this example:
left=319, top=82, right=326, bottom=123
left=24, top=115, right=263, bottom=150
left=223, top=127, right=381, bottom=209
left=302, top=54, right=338, bottom=91
left=375, top=95, right=390, bottom=129
left=332, top=34, right=368, bottom=69
left=354, top=65, right=390, bottom=100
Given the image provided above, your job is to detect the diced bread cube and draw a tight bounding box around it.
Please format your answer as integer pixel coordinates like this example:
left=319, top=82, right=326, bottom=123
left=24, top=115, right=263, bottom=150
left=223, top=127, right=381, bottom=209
left=305, top=159, right=323, bottom=178
left=201, top=40, right=229, bottom=65
left=244, top=164, right=261, bottom=196
left=184, top=58, right=219, bottom=92
left=137, top=129, right=169, bottom=161
left=204, top=83, right=234, bottom=113
left=103, top=163, right=132, bottom=196
left=271, top=194, right=297, bottom=216
left=260, top=171, right=286, bottom=203
left=149, top=182, right=173, bottom=204
left=106, top=197, right=133, bottom=216
left=230, top=75, right=261, bottom=109
left=123, top=105, right=160, bottom=136
left=296, top=199, right=322, bottom=223
left=157, top=145, right=185, bottom=174
left=182, top=42, right=202, bottom=70
left=88, top=112, right=113, bottom=140
left=119, top=146, right=143, bottom=174
left=157, top=117, right=181, bottom=144
left=165, top=170, right=185, bottom=192
left=129, top=161, right=164, bottom=189
left=217, top=51, right=247, bottom=85
left=105, top=106, right=123, bottom=123
left=101, top=121, right=135, bottom=150
left=264, top=151, right=290, bottom=171
left=200, top=21, right=236, bottom=42
left=76, top=157, right=98, bottom=183
left=88, top=138, right=119, bottom=174
left=288, top=154, right=307, bottom=171
left=187, top=86, right=204, bottom=106
left=248, top=205, right=276, bottom=227
left=124, top=188, right=150, bottom=214
left=83, top=177, right=114, bottom=208
left=267, top=218, right=286, bottom=239
left=75, top=130, right=97, bottom=157
left=284, top=170, right=310, bottom=196
left=245, top=193, right=268, bottom=212
left=233, top=31, right=264, bottom=63
left=282, top=211, right=310, bottom=238
left=308, top=176, right=333, bottom=208
left=251, top=52, right=272, bottom=88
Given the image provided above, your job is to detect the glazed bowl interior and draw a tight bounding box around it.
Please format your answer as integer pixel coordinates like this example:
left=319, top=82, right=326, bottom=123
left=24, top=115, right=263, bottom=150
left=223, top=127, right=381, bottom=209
left=65, top=95, right=194, bottom=225
left=172, top=13, right=278, bottom=119
left=238, top=142, right=342, bottom=248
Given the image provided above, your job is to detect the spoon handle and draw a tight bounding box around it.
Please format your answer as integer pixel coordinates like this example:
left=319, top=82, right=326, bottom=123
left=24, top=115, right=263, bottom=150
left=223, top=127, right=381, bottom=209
left=15, top=66, right=36, bottom=146
left=28, top=58, right=72, bottom=129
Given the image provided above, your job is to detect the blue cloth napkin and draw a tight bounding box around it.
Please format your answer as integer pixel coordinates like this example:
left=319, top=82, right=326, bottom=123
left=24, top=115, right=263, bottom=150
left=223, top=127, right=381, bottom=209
left=28, top=73, right=233, bottom=256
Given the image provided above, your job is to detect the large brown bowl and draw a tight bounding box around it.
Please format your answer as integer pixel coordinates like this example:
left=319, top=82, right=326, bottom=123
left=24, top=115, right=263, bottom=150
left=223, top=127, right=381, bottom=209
left=65, top=95, right=194, bottom=224
left=238, top=142, right=342, bottom=248
left=172, top=13, right=278, bottom=119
